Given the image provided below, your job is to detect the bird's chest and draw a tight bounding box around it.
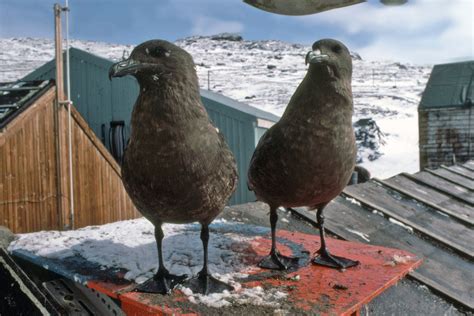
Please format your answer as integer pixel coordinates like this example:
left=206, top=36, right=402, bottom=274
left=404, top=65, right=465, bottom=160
left=285, top=110, right=354, bottom=162
left=124, top=124, right=208, bottom=182
left=279, top=111, right=356, bottom=200
left=121, top=123, right=214, bottom=215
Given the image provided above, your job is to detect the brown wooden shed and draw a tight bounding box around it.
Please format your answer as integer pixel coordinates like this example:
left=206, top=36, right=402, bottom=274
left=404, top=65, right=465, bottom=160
left=0, top=80, right=139, bottom=233
left=418, top=60, right=474, bottom=169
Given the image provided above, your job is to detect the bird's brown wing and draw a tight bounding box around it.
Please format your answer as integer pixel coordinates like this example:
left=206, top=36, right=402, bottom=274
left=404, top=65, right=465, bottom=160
left=216, top=130, right=239, bottom=196
left=247, top=124, right=286, bottom=195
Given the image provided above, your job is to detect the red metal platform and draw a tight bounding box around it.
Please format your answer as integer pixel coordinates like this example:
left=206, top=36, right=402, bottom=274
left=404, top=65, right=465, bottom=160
left=84, top=230, right=421, bottom=315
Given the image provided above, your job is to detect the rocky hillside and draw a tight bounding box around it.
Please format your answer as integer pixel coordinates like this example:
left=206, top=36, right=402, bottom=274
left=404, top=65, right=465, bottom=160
left=0, top=35, right=432, bottom=177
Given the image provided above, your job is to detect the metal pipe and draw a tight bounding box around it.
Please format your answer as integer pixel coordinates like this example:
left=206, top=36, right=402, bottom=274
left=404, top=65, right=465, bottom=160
left=65, top=0, right=75, bottom=230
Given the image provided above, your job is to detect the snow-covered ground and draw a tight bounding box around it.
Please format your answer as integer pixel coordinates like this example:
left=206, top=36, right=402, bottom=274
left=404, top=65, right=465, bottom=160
left=0, top=35, right=432, bottom=178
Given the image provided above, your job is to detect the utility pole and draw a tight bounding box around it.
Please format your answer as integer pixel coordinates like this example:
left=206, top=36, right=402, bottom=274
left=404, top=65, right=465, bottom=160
left=53, top=3, right=66, bottom=230
left=54, top=3, right=64, bottom=101
left=54, top=3, right=75, bottom=230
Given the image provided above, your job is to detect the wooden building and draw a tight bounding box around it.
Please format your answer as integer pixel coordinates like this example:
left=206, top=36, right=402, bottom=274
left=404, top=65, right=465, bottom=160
left=418, top=60, right=474, bottom=169
left=23, top=48, right=280, bottom=205
left=0, top=80, right=139, bottom=233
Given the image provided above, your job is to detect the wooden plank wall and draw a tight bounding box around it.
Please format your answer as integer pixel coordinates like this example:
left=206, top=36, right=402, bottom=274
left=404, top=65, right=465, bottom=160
left=0, top=86, right=140, bottom=233
left=0, top=88, right=60, bottom=233
left=58, top=103, right=140, bottom=229
left=419, top=106, right=474, bottom=169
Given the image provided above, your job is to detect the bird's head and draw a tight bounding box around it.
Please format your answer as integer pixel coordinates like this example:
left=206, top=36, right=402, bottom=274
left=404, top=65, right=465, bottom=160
left=305, top=39, right=352, bottom=82
left=109, top=40, right=195, bottom=85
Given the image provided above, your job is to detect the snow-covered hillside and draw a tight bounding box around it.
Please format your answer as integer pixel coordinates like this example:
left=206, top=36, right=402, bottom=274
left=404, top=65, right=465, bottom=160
left=0, top=36, right=432, bottom=178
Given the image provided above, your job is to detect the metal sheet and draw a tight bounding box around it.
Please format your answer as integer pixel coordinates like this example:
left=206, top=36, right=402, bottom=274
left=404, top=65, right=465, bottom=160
left=243, top=0, right=365, bottom=15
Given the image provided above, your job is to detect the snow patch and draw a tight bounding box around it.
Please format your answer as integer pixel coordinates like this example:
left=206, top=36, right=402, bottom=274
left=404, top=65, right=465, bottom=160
left=179, top=285, right=287, bottom=308
left=360, top=115, right=420, bottom=179
left=383, top=254, right=416, bottom=266
left=8, top=218, right=298, bottom=306
left=372, top=209, right=385, bottom=217
left=436, top=211, right=450, bottom=218
left=388, top=218, right=414, bottom=233
left=414, top=188, right=428, bottom=195
left=345, top=197, right=362, bottom=206
left=8, top=219, right=260, bottom=284
left=345, top=228, right=370, bottom=242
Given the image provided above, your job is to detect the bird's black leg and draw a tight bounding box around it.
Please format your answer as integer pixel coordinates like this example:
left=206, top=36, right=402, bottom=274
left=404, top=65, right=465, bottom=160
left=135, top=224, right=188, bottom=294
left=313, top=205, right=359, bottom=269
left=258, top=206, right=299, bottom=270
left=184, top=224, right=234, bottom=295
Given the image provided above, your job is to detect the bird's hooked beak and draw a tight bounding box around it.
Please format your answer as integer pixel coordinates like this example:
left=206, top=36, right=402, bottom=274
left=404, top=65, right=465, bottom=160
left=305, top=49, right=329, bottom=65
left=109, top=58, right=143, bottom=80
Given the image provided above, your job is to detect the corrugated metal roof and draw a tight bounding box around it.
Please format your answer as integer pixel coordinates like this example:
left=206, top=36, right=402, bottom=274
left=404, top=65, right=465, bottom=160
left=200, top=89, right=280, bottom=123
left=23, top=48, right=279, bottom=123
left=0, top=80, right=53, bottom=129
left=290, top=160, right=474, bottom=310
left=419, top=60, right=474, bottom=109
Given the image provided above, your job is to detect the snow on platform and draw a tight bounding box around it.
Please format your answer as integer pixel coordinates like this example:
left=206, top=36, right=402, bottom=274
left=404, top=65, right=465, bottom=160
left=9, top=218, right=421, bottom=315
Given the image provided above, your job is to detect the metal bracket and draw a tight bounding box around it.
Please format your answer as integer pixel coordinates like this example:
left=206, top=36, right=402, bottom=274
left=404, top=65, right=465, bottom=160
left=43, top=279, right=125, bottom=316
left=59, top=100, right=73, bottom=107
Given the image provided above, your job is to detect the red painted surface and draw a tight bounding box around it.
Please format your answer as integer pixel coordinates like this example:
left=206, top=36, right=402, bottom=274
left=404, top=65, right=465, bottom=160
left=120, top=293, right=198, bottom=316
left=244, top=231, right=422, bottom=315
left=87, top=230, right=422, bottom=316
left=87, top=280, right=133, bottom=300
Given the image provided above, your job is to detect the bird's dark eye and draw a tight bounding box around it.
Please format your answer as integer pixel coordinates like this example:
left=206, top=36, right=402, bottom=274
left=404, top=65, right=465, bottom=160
left=332, top=45, right=342, bottom=53
left=148, top=46, right=170, bottom=58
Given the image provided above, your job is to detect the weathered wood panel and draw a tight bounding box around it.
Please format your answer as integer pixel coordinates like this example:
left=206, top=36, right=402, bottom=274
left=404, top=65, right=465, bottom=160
left=1, top=86, right=140, bottom=233
left=0, top=88, right=60, bottom=233
left=57, top=104, right=140, bottom=229
left=344, top=181, right=474, bottom=259
left=443, top=164, right=474, bottom=180
left=426, top=167, right=474, bottom=190
left=406, top=171, right=474, bottom=205
left=381, top=175, right=473, bottom=224
left=419, top=107, right=474, bottom=169
left=464, top=160, right=474, bottom=171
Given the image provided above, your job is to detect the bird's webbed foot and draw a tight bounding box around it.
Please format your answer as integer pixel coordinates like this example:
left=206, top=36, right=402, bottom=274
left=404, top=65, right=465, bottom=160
left=183, top=270, right=234, bottom=295
left=258, top=249, right=299, bottom=270
left=135, top=270, right=188, bottom=294
left=312, top=248, right=359, bottom=269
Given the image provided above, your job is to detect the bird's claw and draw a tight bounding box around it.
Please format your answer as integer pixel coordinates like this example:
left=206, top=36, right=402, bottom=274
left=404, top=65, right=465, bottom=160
left=312, top=249, right=359, bottom=269
left=135, top=271, right=188, bottom=294
left=183, top=272, right=234, bottom=295
left=258, top=250, right=299, bottom=270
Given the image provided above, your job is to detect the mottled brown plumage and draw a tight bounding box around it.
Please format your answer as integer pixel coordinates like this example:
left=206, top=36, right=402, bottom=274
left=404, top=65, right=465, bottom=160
left=109, top=40, right=237, bottom=294
left=248, top=38, right=358, bottom=270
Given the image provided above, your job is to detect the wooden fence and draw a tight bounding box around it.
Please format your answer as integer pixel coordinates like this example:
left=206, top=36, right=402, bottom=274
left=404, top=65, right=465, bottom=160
left=0, top=85, right=140, bottom=233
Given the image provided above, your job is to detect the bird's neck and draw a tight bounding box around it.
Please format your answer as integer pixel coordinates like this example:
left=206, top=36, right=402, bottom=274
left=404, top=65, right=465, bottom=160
left=280, top=73, right=353, bottom=125
left=137, top=73, right=206, bottom=122
left=312, top=72, right=352, bottom=109
left=307, top=71, right=352, bottom=102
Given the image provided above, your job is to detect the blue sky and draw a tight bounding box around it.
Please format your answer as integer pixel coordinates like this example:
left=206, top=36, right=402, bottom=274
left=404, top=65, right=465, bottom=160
left=0, top=0, right=472, bottom=64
